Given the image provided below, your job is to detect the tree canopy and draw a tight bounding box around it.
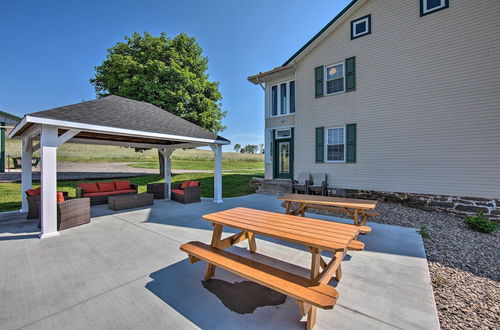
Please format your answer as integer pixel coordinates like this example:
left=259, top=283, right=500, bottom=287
left=90, top=32, right=226, bottom=133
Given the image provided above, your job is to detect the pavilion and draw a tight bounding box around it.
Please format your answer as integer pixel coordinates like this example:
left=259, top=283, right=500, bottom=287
left=8, top=95, right=230, bottom=238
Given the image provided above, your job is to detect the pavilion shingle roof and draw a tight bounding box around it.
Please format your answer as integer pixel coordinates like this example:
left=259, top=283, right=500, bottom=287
left=28, top=95, right=228, bottom=142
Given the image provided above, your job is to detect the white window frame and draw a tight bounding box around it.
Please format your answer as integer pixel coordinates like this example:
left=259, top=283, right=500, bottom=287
left=269, top=80, right=296, bottom=118
left=421, top=0, right=448, bottom=15
left=275, top=128, right=291, bottom=139
left=325, top=127, right=346, bottom=163
left=324, top=63, right=345, bottom=95
left=351, top=15, right=371, bottom=39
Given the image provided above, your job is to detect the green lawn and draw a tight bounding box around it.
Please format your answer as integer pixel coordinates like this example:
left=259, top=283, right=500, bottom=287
left=128, top=159, right=264, bottom=171
left=0, top=172, right=263, bottom=212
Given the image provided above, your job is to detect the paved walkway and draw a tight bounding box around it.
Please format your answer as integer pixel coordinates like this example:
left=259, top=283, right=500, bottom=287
left=0, top=194, right=439, bottom=330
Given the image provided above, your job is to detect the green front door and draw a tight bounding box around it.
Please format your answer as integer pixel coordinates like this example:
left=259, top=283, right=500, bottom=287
left=273, top=129, right=294, bottom=179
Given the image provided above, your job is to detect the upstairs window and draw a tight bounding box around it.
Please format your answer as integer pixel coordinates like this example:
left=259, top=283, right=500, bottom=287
left=325, top=63, right=344, bottom=94
left=351, top=15, right=371, bottom=39
left=270, top=80, right=295, bottom=117
left=271, top=85, right=278, bottom=116
left=280, top=83, right=287, bottom=115
left=420, top=0, right=449, bottom=16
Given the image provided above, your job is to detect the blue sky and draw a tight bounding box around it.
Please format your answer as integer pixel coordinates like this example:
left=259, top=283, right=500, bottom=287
left=0, top=0, right=351, bottom=150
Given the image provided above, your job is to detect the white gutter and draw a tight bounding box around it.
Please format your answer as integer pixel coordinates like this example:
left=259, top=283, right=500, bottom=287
left=9, top=115, right=230, bottom=145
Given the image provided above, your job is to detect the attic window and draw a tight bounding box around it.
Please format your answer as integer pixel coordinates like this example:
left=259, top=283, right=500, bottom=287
left=420, top=0, right=449, bottom=16
left=351, top=15, right=371, bottom=39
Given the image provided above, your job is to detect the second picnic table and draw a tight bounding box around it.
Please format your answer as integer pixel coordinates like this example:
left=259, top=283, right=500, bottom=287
left=278, top=193, right=378, bottom=226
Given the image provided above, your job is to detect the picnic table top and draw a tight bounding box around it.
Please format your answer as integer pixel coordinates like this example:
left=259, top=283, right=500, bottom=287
left=278, top=194, right=377, bottom=210
left=202, top=207, right=360, bottom=251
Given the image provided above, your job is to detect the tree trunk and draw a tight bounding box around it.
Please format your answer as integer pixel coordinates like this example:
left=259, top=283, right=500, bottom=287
left=158, top=150, right=165, bottom=177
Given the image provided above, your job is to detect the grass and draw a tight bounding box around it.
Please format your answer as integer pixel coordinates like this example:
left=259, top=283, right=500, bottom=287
left=128, top=159, right=264, bottom=171
left=0, top=172, right=263, bottom=212
left=5, top=140, right=264, bottom=163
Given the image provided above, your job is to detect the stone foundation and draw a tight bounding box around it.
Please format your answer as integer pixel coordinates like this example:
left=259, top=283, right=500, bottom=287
left=343, top=189, right=500, bottom=221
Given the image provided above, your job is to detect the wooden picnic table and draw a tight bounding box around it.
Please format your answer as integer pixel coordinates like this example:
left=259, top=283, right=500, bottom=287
left=181, top=207, right=368, bottom=329
left=278, top=193, right=378, bottom=226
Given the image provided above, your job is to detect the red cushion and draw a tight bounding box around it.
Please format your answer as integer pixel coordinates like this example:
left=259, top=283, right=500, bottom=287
left=114, top=180, right=131, bottom=190
left=180, top=181, right=191, bottom=189
left=57, top=192, right=65, bottom=203
left=97, top=181, right=115, bottom=192
left=83, top=189, right=136, bottom=197
left=171, top=189, right=184, bottom=195
left=77, top=182, right=99, bottom=193
left=189, top=181, right=199, bottom=187
left=26, top=187, right=41, bottom=196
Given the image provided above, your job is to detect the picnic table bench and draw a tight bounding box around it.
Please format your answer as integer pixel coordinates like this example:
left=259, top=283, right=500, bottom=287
left=180, top=207, right=366, bottom=329
left=278, top=193, right=379, bottom=226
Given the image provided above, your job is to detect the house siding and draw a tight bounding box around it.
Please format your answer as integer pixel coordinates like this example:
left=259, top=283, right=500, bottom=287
left=292, top=0, right=500, bottom=199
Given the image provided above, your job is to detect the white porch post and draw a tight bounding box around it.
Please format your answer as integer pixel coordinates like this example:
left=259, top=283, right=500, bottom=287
left=20, top=137, right=33, bottom=212
left=158, top=148, right=174, bottom=199
left=40, top=125, right=59, bottom=239
left=210, top=144, right=223, bottom=203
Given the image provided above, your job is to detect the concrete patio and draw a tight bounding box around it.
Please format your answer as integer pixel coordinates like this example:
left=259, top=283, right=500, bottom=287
left=0, top=194, right=439, bottom=330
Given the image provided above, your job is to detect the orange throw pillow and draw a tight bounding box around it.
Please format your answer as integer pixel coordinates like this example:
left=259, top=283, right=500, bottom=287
left=97, top=181, right=115, bottom=192
left=57, top=192, right=65, bottom=203
left=114, top=180, right=131, bottom=191
left=180, top=181, right=191, bottom=189
left=77, top=182, right=99, bottom=193
left=189, top=181, right=199, bottom=187
left=26, top=187, right=41, bottom=196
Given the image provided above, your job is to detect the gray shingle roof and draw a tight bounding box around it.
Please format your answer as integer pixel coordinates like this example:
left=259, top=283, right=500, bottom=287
left=28, top=95, right=228, bottom=142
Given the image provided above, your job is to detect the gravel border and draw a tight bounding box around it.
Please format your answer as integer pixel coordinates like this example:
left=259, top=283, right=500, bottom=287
left=301, top=201, right=500, bottom=329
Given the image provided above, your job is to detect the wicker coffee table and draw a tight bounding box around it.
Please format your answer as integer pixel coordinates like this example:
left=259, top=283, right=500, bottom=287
left=108, top=193, right=154, bottom=211
left=147, top=183, right=166, bottom=199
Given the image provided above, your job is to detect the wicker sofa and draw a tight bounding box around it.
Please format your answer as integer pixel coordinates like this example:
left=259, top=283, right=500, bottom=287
left=76, top=180, right=137, bottom=205
left=171, top=181, right=201, bottom=204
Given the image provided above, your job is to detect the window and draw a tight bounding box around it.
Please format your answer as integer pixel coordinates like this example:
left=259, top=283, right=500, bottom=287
left=280, top=83, right=287, bottom=115
left=270, top=80, right=295, bottom=116
left=275, top=128, right=291, bottom=139
left=289, top=81, right=295, bottom=113
left=271, top=85, right=278, bottom=116
left=420, top=0, right=449, bottom=16
left=325, top=63, right=344, bottom=94
left=326, top=128, right=345, bottom=161
left=351, top=15, right=371, bottom=39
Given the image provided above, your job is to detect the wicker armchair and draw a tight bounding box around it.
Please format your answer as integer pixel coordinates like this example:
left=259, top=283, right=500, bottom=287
left=27, top=195, right=91, bottom=230
left=26, top=191, right=69, bottom=219
left=292, top=173, right=311, bottom=194
left=308, top=173, right=328, bottom=196
left=171, top=181, right=201, bottom=204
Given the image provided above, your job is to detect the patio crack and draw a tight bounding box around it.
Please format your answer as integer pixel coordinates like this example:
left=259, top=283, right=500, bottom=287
left=337, top=304, right=405, bottom=329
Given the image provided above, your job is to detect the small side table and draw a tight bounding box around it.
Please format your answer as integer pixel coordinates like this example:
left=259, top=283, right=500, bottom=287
left=147, top=183, right=166, bottom=199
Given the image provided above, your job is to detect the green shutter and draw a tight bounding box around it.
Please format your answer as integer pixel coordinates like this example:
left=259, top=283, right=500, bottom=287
left=346, top=123, right=357, bottom=163
left=345, top=57, right=356, bottom=92
left=270, top=129, right=275, bottom=158
left=315, top=127, right=324, bottom=163
left=315, top=66, right=324, bottom=98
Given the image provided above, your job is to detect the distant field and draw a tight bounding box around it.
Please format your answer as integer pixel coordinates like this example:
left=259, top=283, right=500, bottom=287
left=128, top=159, right=264, bottom=171
left=4, top=140, right=263, bottom=164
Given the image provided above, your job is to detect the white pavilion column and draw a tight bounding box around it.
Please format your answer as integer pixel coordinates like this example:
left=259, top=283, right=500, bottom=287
left=158, top=148, right=174, bottom=199
left=210, top=144, right=223, bottom=203
left=20, top=136, right=33, bottom=212
left=39, top=125, right=59, bottom=239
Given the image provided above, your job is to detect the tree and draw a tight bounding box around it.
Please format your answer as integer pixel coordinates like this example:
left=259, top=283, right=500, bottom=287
left=241, top=144, right=258, bottom=154
left=233, top=144, right=241, bottom=153
left=258, top=143, right=264, bottom=154
left=90, top=32, right=227, bottom=174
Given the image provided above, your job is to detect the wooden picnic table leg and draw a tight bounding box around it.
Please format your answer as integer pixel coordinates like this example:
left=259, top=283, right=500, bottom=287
left=204, top=223, right=223, bottom=280
left=307, top=248, right=321, bottom=329
left=284, top=201, right=292, bottom=214
left=335, top=250, right=343, bottom=281
left=353, top=209, right=359, bottom=226
left=247, top=231, right=257, bottom=253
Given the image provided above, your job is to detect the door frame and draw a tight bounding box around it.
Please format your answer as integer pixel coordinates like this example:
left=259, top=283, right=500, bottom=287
left=273, top=127, right=294, bottom=179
